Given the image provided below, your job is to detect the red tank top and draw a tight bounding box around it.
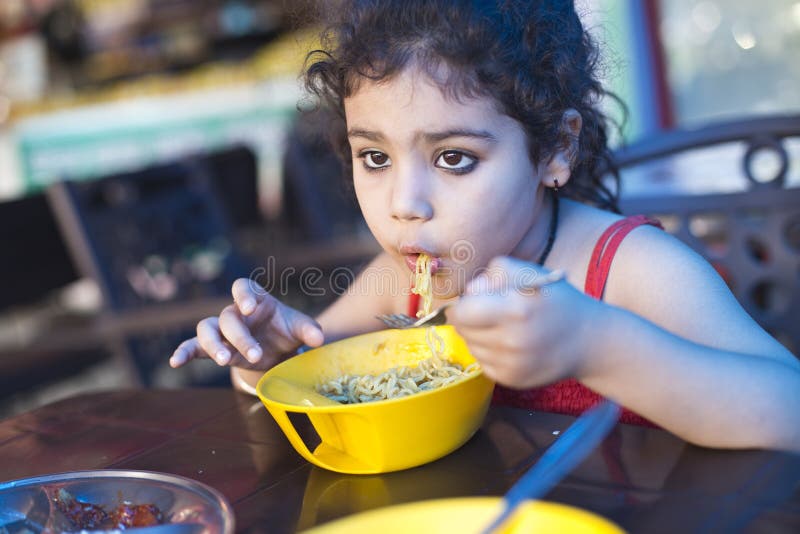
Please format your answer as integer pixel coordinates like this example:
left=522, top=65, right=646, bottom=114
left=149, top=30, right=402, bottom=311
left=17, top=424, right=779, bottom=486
left=411, top=215, right=663, bottom=426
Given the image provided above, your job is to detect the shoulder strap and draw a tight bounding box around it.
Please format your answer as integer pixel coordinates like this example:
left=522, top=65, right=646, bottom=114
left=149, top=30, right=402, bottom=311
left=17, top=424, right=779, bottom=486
left=584, top=215, right=663, bottom=300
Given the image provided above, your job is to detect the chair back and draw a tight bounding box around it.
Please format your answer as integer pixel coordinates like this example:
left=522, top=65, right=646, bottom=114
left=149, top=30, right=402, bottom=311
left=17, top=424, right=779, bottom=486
left=616, top=115, right=800, bottom=355
left=46, top=147, right=256, bottom=384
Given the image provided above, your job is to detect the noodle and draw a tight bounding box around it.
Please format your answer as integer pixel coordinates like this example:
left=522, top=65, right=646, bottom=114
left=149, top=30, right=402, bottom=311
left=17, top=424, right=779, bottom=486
left=316, top=327, right=479, bottom=404
left=412, top=253, right=433, bottom=318
left=315, top=255, right=480, bottom=404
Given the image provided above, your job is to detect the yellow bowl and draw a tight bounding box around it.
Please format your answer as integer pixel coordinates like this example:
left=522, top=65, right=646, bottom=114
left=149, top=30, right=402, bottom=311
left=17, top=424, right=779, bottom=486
left=256, top=326, right=494, bottom=474
left=302, top=497, right=625, bottom=533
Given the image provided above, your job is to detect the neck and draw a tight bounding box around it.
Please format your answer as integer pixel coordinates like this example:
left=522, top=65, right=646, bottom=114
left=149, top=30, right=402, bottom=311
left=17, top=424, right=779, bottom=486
left=510, top=187, right=557, bottom=266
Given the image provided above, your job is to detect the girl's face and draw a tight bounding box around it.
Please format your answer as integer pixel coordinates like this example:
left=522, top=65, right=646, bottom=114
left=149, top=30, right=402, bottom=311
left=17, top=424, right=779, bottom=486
left=344, top=66, right=548, bottom=299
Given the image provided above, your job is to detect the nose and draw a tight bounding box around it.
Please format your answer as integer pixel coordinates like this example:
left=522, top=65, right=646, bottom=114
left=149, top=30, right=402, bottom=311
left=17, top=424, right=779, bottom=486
left=390, top=162, right=433, bottom=222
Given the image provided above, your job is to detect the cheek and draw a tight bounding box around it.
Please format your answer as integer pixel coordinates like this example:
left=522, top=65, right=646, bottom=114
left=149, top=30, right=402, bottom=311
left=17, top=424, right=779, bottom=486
left=353, top=176, right=376, bottom=215
left=354, top=180, right=391, bottom=237
left=490, top=178, right=537, bottom=230
left=450, top=179, right=536, bottom=239
left=443, top=195, right=536, bottom=286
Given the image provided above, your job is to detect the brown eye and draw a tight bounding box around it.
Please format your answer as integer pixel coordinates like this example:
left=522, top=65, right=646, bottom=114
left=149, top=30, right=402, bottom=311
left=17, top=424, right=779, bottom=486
left=364, top=151, right=391, bottom=169
left=442, top=152, right=462, bottom=166
left=435, top=150, right=477, bottom=173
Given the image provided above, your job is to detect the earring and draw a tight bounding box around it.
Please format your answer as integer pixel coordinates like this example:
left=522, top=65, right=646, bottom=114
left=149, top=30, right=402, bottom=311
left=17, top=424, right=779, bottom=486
left=553, top=178, right=560, bottom=194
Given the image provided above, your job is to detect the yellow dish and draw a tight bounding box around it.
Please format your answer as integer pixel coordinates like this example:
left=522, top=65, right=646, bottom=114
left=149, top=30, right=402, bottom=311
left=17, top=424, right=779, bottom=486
left=302, top=497, right=625, bottom=533
left=256, top=326, right=494, bottom=474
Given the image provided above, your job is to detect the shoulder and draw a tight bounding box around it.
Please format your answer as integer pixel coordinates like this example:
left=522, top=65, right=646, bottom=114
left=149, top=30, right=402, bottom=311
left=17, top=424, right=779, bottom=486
left=547, top=200, right=625, bottom=286
left=553, top=200, right=695, bottom=297
left=554, top=200, right=792, bottom=362
left=599, top=213, right=794, bottom=362
left=601, top=219, right=710, bottom=308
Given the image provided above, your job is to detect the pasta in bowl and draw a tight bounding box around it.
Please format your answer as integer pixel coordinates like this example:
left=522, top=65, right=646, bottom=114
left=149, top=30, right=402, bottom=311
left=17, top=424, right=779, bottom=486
left=256, top=326, right=494, bottom=474
left=316, top=327, right=479, bottom=404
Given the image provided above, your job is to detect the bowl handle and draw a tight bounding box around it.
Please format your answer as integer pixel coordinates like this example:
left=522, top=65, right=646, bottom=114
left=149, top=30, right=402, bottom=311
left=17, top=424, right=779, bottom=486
left=267, top=406, right=377, bottom=474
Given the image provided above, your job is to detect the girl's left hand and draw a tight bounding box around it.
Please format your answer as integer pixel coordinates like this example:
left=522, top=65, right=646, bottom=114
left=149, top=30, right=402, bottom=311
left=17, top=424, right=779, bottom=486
left=448, top=256, right=603, bottom=389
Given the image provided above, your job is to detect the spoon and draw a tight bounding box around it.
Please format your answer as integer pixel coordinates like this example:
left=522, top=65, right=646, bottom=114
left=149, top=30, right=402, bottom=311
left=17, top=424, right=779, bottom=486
left=479, top=400, right=621, bottom=533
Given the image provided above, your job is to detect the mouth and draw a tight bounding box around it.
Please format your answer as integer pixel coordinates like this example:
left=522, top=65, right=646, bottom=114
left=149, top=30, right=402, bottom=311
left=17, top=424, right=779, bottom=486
left=400, top=246, right=441, bottom=274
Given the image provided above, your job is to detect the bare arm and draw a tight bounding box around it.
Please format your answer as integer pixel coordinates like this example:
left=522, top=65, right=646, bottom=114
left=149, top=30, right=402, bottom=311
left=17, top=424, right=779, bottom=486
left=581, top=227, right=800, bottom=450
left=450, top=227, right=799, bottom=451
left=581, top=306, right=800, bottom=450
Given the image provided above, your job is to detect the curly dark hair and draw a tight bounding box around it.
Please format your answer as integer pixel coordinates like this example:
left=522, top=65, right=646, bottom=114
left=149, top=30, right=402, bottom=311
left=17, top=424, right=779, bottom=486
left=304, top=0, right=622, bottom=212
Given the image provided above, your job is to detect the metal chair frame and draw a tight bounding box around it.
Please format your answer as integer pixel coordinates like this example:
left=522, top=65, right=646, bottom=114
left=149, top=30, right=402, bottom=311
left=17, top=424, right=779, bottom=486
left=616, top=114, right=800, bottom=355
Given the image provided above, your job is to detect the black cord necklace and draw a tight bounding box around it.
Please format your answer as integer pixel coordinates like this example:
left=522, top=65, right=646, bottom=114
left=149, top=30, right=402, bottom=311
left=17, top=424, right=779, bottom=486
left=535, top=187, right=559, bottom=266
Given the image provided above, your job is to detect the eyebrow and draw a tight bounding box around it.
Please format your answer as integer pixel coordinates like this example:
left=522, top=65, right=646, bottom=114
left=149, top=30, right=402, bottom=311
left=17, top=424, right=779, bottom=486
left=420, top=129, right=498, bottom=144
left=347, top=128, right=498, bottom=144
left=347, top=128, right=385, bottom=142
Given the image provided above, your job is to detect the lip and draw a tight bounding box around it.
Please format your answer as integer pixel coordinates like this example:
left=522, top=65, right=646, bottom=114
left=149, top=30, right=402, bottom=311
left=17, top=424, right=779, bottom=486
left=400, top=245, right=440, bottom=274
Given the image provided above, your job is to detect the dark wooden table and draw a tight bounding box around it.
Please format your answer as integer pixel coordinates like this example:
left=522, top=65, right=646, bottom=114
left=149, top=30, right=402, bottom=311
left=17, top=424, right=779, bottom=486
left=1, top=389, right=798, bottom=533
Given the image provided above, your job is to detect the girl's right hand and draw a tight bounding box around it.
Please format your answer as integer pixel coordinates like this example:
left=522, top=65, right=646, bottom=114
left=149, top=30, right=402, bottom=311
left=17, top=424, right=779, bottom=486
left=169, top=278, right=325, bottom=371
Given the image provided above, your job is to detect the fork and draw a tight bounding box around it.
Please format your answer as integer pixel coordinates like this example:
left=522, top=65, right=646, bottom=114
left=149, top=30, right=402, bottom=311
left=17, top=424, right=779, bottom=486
left=375, top=306, right=451, bottom=329
left=376, top=269, right=566, bottom=330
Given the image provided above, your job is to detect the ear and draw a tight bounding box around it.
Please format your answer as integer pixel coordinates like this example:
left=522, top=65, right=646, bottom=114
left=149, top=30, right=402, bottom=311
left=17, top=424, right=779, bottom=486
left=541, top=109, right=582, bottom=189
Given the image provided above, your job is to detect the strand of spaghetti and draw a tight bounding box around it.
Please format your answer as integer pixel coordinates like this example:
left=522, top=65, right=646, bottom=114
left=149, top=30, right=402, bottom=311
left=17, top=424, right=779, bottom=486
left=412, top=253, right=433, bottom=317
left=425, top=326, right=446, bottom=363
left=317, top=261, right=483, bottom=403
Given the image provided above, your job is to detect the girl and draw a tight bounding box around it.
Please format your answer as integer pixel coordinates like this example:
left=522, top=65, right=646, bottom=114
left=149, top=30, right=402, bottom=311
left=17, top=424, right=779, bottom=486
left=170, top=0, right=800, bottom=451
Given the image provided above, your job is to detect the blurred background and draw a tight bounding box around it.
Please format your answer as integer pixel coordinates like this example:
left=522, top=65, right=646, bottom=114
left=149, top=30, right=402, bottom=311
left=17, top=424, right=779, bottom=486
left=0, top=0, right=798, bottom=416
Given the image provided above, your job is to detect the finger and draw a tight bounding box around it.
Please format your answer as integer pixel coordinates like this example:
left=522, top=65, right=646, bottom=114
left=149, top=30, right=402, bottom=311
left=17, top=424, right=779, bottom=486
left=245, top=290, right=282, bottom=326
left=448, top=294, right=517, bottom=328
left=458, top=329, right=519, bottom=368
left=460, top=339, right=500, bottom=379
left=467, top=256, right=551, bottom=295
left=284, top=308, right=325, bottom=347
left=219, top=351, right=260, bottom=370
left=466, top=263, right=505, bottom=296
left=232, top=278, right=266, bottom=316
left=456, top=325, right=507, bottom=349
left=475, top=361, right=500, bottom=382
left=464, top=271, right=490, bottom=297
left=196, top=316, right=234, bottom=365
left=170, top=338, right=202, bottom=368
left=218, top=305, right=263, bottom=363
left=467, top=257, right=517, bottom=295
left=492, top=257, right=564, bottom=294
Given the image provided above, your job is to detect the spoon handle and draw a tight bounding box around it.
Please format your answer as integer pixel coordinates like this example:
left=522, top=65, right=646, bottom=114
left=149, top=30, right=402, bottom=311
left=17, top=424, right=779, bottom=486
left=480, top=400, right=621, bottom=534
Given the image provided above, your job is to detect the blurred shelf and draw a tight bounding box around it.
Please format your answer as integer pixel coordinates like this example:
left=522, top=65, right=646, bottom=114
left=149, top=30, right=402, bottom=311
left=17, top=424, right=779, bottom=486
left=0, top=296, right=232, bottom=354
left=0, top=232, right=381, bottom=354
